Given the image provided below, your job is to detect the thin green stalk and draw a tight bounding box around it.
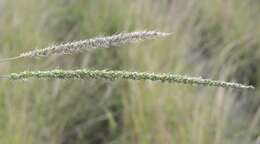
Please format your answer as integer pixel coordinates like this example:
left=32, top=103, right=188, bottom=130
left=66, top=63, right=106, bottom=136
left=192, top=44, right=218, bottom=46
left=0, top=56, right=24, bottom=63
left=2, top=69, right=254, bottom=89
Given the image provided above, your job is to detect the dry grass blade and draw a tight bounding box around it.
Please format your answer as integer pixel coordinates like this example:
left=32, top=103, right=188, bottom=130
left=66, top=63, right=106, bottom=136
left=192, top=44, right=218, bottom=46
left=2, top=69, right=255, bottom=89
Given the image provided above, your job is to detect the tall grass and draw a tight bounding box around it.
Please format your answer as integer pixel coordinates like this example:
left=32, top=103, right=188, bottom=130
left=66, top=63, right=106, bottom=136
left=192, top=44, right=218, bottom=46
left=0, top=0, right=259, bottom=144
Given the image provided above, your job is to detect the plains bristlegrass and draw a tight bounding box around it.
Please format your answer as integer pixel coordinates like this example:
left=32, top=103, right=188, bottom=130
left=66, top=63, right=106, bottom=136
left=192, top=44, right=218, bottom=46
left=21, top=31, right=170, bottom=57
left=0, top=30, right=254, bottom=90
left=23, top=31, right=169, bottom=57
left=1, top=69, right=254, bottom=89
left=0, top=31, right=170, bottom=63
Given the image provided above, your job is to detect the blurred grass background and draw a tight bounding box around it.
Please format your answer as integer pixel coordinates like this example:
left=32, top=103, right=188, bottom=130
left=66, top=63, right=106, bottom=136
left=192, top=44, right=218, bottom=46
left=0, top=0, right=259, bottom=144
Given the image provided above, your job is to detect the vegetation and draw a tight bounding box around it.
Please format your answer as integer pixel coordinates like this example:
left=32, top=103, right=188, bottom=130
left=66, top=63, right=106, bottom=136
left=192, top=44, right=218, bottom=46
left=0, top=0, right=259, bottom=144
left=0, top=69, right=254, bottom=89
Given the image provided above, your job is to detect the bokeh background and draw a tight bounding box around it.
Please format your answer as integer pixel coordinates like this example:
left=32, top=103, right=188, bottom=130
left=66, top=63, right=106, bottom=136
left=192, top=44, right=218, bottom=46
left=0, top=0, right=259, bottom=144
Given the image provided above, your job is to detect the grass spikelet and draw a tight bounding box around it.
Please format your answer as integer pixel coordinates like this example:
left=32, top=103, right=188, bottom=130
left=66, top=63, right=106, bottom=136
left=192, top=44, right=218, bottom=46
left=0, top=31, right=170, bottom=63
left=1, top=69, right=254, bottom=89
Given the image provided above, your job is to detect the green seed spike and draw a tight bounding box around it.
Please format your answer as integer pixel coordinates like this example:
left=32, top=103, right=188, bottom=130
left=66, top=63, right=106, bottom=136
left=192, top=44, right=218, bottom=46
left=1, top=69, right=255, bottom=90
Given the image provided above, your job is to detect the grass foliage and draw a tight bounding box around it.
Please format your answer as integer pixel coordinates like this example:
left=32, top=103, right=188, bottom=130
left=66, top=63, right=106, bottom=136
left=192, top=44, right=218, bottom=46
left=0, top=0, right=259, bottom=144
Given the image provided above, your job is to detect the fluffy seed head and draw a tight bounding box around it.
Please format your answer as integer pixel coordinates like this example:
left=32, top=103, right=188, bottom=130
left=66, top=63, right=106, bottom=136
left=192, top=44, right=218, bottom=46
left=20, top=31, right=170, bottom=58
